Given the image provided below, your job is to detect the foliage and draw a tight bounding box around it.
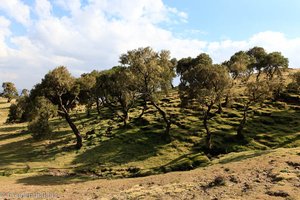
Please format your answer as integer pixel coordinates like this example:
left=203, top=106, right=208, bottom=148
left=223, top=51, right=252, bottom=80
left=28, top=117, right=52, bottom=140
left=246, top=46, right=267, bottom=80
left=2, top=82, right=18, bottom=102
left=95, top=66, right=138, bottom=126
left=263, top=52, right=289, bottom=80
left=77, top=70, right=100, bottom=116
left=6, top=96, right=31, bottom=123
left=31, top=66, right=83, bottom=149
left=178, top=53, right=231, bottom=149
left=287, top=71, right=300, bottom=93
left=236, top=80, right=273, bottom=138
left=27, top=97, right=57, bottom=140
left=120, top=47, right=176, bottom=137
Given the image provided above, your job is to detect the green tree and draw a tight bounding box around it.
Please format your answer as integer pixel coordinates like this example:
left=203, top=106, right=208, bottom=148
left=236, top=80, right=272, bottom=138
left=28, top=97, right=57, bottom=140
left=263, top=52, right=289, bottom=80
left=78, top=70, right=101, bottom=116
left=224, top=51, right=253, bottom=81
left=247, top=46, right=267, bottom=81
left=6, top=95, right=31, bottom=123
left=2, top=82, right=18, bottom=102
left=287, top=71, right=300, bottom=93
left=120, top=47, right=176, bottom=138
left=33, top=66, right=83, bottom=149
left=95, top=66, right=137, bottom=126
left=21, top=89, right=29, bottom=97
left=178, top=53, right=231, bottom=150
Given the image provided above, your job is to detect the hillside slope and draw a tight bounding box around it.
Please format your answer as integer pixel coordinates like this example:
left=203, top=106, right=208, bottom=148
left=0, top=147, right=299, bottom=200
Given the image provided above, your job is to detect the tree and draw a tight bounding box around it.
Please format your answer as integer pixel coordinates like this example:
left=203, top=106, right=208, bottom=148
left=263, top=52, right=289, bottom=80
left=21, top=89, right=29, bottom=97
left=33, top=66, right=83, bottom=149
left=224, top=51, right=253, bottom=81
left=223, top=51, right=253, bottom=108
left=28, top=97, right=57, bottom=140
left=287, top=71, right=300, bottom=93
left=95, top=66, right=137, bottom=126
left=2, top=82, right=18, bottom=102
left=177, top=54, right=213, bottom=107
left=178, top=53, right=231, bottom=150
left=247, top=47, right=267, bottom=81
left=78, top=70, right=101, bottom=116
left=6, top=95, right=31, bottom=123
left=236, top=80, right=272, bottom=138
left=120, top=47, right=176, bottom=139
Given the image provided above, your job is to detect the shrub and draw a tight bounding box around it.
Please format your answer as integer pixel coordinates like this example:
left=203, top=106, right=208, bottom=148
left=28, top=117, right=52, bottom=140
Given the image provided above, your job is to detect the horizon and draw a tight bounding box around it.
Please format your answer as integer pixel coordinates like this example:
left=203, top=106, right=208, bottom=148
left=1, top=0, right=300, bottom=89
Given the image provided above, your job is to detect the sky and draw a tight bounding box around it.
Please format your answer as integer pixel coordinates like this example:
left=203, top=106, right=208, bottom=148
left=1, top=0, right=300, bottom=89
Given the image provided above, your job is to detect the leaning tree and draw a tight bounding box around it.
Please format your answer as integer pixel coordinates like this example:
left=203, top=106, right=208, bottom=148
left=33, top=66, right=83, bottom=149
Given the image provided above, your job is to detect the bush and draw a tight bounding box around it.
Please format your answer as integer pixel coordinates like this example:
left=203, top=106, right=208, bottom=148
left=6, top=103, right=19, bottom=123
left=28, top=117, right=52, bottom=140
left=286, top=82, right=299, bottom=93
left=6, top=96, right=31, bottom=123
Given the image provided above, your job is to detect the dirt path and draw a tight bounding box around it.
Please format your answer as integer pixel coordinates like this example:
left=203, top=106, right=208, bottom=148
left=0, top=147, right=299, bottom=200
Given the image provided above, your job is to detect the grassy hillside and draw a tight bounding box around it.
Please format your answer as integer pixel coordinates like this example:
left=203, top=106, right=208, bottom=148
left=0, top=71, right=300, bottom=180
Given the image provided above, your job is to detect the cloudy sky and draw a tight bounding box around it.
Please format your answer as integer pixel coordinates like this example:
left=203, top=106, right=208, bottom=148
left=1, top=0, right=300, bottom=89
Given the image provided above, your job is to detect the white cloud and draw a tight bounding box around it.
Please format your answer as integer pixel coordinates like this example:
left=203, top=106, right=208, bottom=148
left=0, top=0, right=31, bottom=26
left=0, top=16, right=11, bottom=57
left=0, top=72, right=18, bottom=81
left=0, top=0, right=300, bottom=90
left=35, top=0, right=53, bottom=19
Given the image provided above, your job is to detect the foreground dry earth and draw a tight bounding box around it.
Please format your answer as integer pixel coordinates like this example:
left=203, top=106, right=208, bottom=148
left=0, top=147, right=299, bottom=200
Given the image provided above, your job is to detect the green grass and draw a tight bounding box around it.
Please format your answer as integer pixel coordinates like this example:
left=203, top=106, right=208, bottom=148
left=0, top=88, right=300, bottom=180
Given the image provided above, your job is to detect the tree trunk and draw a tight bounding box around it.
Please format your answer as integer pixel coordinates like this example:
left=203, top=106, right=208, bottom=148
left=237, top=104, right=249, bottom=139
left=151, top=101, right=171, bottom=139
left=256, top=70, right=262, bottom=81
left=96, top=98, right=101, bottom=115
left=122, top=111, right=129, bottom=127
left=86, top=106, right=91, bottom=117
left=203, top=103, right=213, bottom=150
left=203, top=111, right=212, bottom=150
left=137, top=99, right=147, bottom=119
left=217, top=102, right=223, bottom=114
left=59, top=96, right=82, bottom=149
left=64, top=112, right=83, bottom=149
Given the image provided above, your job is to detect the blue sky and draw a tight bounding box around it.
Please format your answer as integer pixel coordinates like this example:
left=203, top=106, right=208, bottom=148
left=163, top=0, right=300, bottom=41
left=0, top=0, right=300, bottom=89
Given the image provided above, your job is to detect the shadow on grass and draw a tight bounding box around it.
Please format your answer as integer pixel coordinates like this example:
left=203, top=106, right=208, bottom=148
left=73, top=127, right=168, bottom=167
left=218, top=150, right=272, bottom=164
left=244, top=109, right=300, bottom=148
left=16, top=174, right=94, bottom=186
left=0, top=130, right=28, bottom=141
left=0, top=125, right=27, bottom=133
left=0, top=131, right=75, bottom=168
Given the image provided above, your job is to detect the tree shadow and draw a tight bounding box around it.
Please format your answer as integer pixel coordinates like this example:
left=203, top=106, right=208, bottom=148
left=16, top=174, right=94, bottom=186
left=0, top=130, right=28, bottom=140
left=72, top=128, right=168, bottom=167
left=244, top=109, right=300, bottom=148
left=0, top=125, right=27, bottom=133
left=217, top=150, right=272, bottom=164
left=0, top=131, right=76, bottom=168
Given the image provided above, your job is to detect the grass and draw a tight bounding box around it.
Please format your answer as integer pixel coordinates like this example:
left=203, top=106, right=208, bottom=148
left=0, top=84, right=300, bottom=181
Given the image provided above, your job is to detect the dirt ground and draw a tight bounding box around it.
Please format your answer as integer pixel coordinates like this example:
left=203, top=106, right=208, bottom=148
left=0, top=147, right=299, bottom=200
